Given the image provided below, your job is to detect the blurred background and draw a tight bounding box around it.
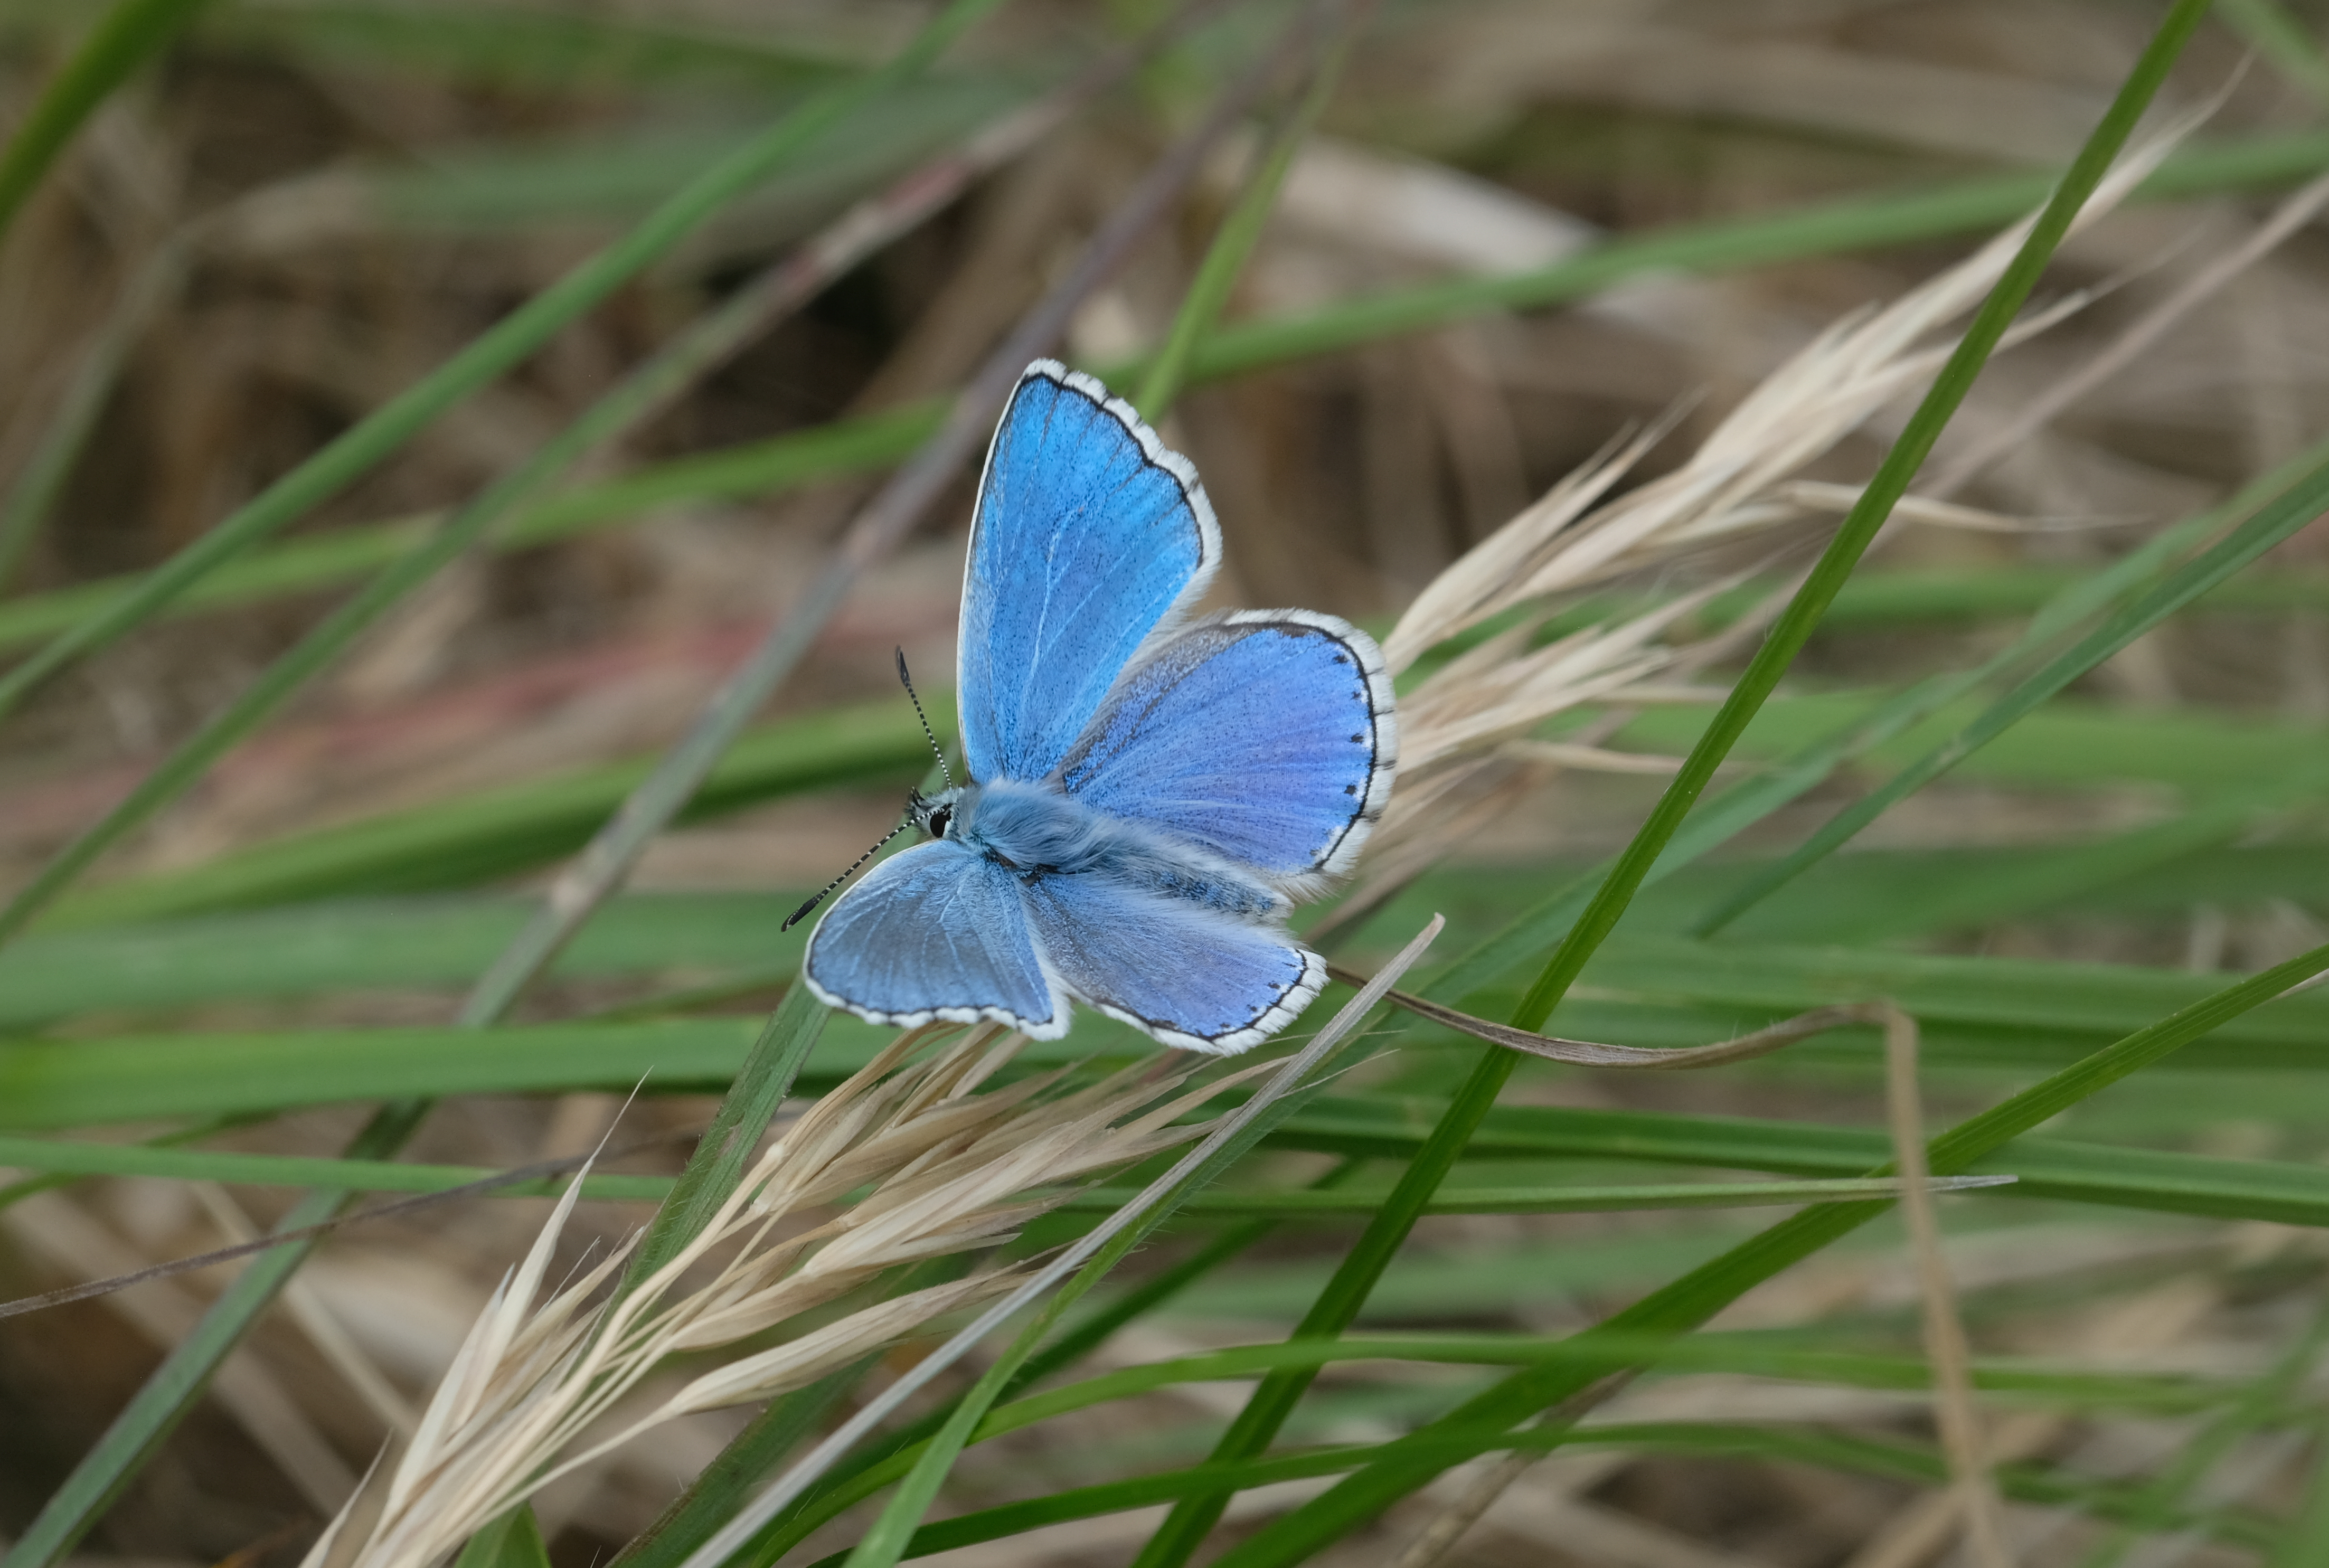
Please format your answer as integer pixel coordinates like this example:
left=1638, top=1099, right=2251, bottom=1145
left=6, top=2, right=2329, bottom=1565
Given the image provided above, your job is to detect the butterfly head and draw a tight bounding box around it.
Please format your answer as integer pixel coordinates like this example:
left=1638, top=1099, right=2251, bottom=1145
left=909, top=785, right=967, bottom=842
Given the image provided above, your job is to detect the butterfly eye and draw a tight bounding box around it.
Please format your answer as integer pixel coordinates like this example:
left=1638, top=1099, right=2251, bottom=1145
left=927, top=807, right=953, bottom=838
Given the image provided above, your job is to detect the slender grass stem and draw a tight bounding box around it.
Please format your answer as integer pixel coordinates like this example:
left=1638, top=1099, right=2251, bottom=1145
left=1208, top=931, right=2329, bottom=1568
left=0, top=0, right=996, bottom=727
left=1129, top=4, right=2213, bottom=1562
left=0, top=0, right=206, bottom=244
left=0, top=0, right=1010, bottom=948
left=4, top=128, right=2328, bottom=658
left=0, top=6, right=1009, bottom=1552
left=0, top=1100, right=426, bottom=1568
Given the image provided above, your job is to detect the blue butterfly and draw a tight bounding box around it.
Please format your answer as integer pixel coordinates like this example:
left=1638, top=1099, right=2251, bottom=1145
left=801, top=360, right=1397, bottom=1054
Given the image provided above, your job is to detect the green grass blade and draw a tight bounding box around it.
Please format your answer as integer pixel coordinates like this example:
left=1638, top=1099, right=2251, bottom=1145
left=454, top=1506, right=553, bottom=1568
left=13, top=1113, right=2327, bottom=1229
left=607, top=1364, right=873, bottom=1568
left=1055, top=1177, right=2015, bottom=1215
left=1170, top=128, right=2329, bottom=387
left=1281, top=1100, right=2329, bottom=1227
left=0, top=240, right=185, bottom=592
left=0, top=1100, right=426, bottom=1568
left=1694, top=443, right=2329, bottom=935
left=0, top=0, right=1007, bottom=947
left=0, top=0, right=207, bottom=243
left=0, top=1, right=997, bottom=728
left=621, top=983, right=824, bottom=1290
left=40, top=694, right=939, bottom=929
left=1132, top=8, right=2212, bottom=1561
left=0, top=408, right=932, bottom=656
left=1130, top=11, right=1350, bottom=423
left=2271, top=1422, right=2329, bottom=1567
left=1205, top=933, right=2329, bottom=1568
left=0, top=1135, right=670, bottom=1200
left=10, top=128, right=2329, bottom=655
left=2218, top=0, right=2329, bottom=106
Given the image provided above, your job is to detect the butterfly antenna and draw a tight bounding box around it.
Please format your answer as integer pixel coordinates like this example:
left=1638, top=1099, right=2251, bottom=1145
left=895, top=647, right=954, bottom=788
left=782, top=816, right=910, bottom=931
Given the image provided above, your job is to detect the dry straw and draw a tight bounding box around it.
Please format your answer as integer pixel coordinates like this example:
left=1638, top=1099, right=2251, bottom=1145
left=309, top=1027, right=1251, bottom=1568
left=1346, top=111, right=2202, bottom=912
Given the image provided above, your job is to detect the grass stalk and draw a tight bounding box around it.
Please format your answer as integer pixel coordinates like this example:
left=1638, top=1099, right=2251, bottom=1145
left=1881, top=1007, right=2008, bottom=1568
left=1128, top=6, right=2212, bottom=1562
left=1205, top=929, right=2329, bottom=1568
left=1693, top=443, right=2329, bottom=935
left=0, top=1099, right=426, bottom=1568
left=0, top=0, right=206, bottom=245
left=6, top=129, right=2329, bottom=657
left=0, top=0, right=997, bottom=727
left=0, top=0, right=1008, bottom=948
left=0, top=4, right=1013, bottom=1547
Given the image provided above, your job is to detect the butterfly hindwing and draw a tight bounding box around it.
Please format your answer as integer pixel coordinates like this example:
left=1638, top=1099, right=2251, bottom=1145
left=1059, top=610, right=1397, bottom=884
left=803, top=841, right=1066, bottom=1037
left=959, top=361, right=1220, bottom=785
left=1021, top=870, right=1324, bottom=1055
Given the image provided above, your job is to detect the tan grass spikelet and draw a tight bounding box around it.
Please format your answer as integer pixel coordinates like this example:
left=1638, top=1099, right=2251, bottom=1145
left=1382, top=109, right=2196, bottom=676
left=1345, top=114, right=2202, bottom=905
left=315, top=1025, right=1236, bottom=1568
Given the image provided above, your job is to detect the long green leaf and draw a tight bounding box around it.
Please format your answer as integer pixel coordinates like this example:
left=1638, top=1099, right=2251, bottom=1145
left=1695, top=445, right=2329, bottom=934
left=620, top=982, right=825, bottom=1290
left=8, top=130, right=2329, bottom=660
left=0, top=7, right=988, bottom=728
left=1130, top=8, right=2213, bottom=1561
left=41, top=693, right=944, bottom=929
left=0, top=0, right=208, bottom=243
left=1417, top=432, right=2329, bottom=1004
left=0, top=1100, right=426, bottom=1568
left=1205, top=932, right=2329, bottom=1568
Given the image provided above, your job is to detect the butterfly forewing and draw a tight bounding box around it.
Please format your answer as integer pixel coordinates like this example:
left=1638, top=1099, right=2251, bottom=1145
left=959, top=361, right=1220, bottom=785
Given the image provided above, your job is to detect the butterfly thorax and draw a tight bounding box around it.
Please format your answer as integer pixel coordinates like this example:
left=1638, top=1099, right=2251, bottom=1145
left=928, top=778, right=1285, bottom=922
